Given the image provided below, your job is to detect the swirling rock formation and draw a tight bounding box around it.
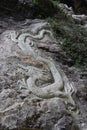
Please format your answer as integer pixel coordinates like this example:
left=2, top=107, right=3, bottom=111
left=10, top=28, right=77, bottom=107
left=0, top=19, right=79, bottom=130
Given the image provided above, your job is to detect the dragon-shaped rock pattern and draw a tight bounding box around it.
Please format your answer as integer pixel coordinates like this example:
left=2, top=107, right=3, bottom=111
left=10, top=22, right=78, bottom=114
left=0, top=19, right=82, bottom=130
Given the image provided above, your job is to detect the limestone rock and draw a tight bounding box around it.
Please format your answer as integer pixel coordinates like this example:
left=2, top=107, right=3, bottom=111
left=0, top=19, right=79, bottom=130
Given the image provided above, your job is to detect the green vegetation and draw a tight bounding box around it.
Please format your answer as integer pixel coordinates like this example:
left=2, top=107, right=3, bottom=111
left=33, top=0, right=87, bottom=68
left=48, top=17, right=87, bottom=67
left=33, top=0, right=60, bottom=18
left=62, top=37, right=87, bottom=67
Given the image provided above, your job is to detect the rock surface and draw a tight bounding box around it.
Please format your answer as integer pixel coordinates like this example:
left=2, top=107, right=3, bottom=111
left=0, top=1, right=87, bottom=130
left=0, top=19, right=82, bottom=130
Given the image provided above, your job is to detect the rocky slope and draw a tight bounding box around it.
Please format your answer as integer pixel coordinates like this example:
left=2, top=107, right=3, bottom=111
left=0, top=0, right=87, bottom=130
